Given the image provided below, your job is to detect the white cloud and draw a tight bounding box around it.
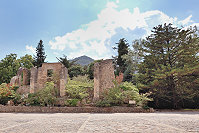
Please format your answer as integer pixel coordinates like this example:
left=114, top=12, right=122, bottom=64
left=49, top=1, right=198, bottom=60
left=25, top=45, right=36, bottom=55
left=179, top=15, right=193, bottom=25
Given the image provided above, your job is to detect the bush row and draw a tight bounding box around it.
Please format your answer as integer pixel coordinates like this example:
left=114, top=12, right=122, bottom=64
left=0, top=75, right=151, bottom=108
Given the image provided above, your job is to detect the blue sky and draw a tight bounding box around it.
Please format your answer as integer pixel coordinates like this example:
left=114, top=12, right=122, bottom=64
left=0, top=0, right=199, bottom=62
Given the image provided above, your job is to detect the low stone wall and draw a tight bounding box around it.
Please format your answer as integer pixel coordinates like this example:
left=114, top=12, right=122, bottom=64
left=0, top=105, right=154, bottom=113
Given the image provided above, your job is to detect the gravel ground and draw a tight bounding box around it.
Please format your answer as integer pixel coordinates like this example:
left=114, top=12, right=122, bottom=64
left=0, top=112, right=198, bottom=133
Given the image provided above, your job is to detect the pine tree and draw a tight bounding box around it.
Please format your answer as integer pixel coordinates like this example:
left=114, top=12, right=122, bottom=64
left=114, top=38, right=129, bottom=74
left=33, top=40, right=46, bottom=68
left=136, top=23, right=199, bottom=108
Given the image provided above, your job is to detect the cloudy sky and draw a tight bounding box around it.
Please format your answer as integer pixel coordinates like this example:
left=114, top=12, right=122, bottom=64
left=0, top=0, right=199, bottom=62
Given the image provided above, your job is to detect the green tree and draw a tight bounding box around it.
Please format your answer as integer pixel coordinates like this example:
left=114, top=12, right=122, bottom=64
left=19, top=54, right=34, bottom=69
left=137, top=23, right=199, bottom=108
left=114, top=38, right=129, bottom=74
left=56, top=54, right=77, bottom=68
left=0, top=54, right=20, bottom=84
left=113, top=38, right=129, bottom=81
left=68, top=65, right=84, bottom=78
left=33, top=40, right=46, bottom=68
left=122, top=39, right=144, bottom=83
left=87, top=62, right=95, bottom=79
left=86, top=60, right=102, bottom=79
left=57, top=55, right=85, bottom=78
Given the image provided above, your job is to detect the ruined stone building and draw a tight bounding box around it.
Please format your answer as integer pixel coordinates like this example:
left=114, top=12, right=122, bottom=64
left=10, top=59, right=116, bottom=101
left=10, top=63, right=68, bottom=97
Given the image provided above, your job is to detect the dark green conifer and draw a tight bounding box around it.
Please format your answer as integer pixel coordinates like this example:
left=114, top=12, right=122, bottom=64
left=33, top=40, right=46, bottom=68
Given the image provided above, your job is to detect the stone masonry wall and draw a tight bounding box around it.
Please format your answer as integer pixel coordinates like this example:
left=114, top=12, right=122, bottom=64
left=10, top=68, right=31, bottom=95
left=94, top=59, right=115, bottom=100
left=11, top=63, right=68, bottom=97
left=30, top=63, right=68, bottom=97
left=37, top=63, right=62, bottom=91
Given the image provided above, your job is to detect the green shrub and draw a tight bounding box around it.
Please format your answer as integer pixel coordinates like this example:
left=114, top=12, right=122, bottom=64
left=65, top=99, right=79, bottom=107
left=66, top=75, right=93, bottom=101
left=25, top=82, right=58, bottom=106
left=95, top=100, right=111, bottom=107
left=135, top=93, right=152, bottom=108
left=25, top=93, right=40, bottom=106
left=102, top=80, right=125, bottom=106
left=95, top=81, right=152, bottom=108
left=120, top=82, right=139, bottom=92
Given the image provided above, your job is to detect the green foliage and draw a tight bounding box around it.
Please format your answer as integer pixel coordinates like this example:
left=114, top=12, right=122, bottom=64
left=86, top=62, right=95, bottom=79
left=19, top=54, right=34, bottom=69
left=68, top=65, right=84, bottom=78
left=86, top=60, right=102, bottom=79
left=57, top=54, right=77, bottom=68
left=65, top=99, right=79, bottom=107
left=0, top=53, right=34, bottom=84
left=66, top=75, right=93, bottom=101
left=136, top=23, right=199, bottom=108
left=25, top=82, right=58, bottom=106
left=114, top=38, right=129, bottom=74
left=122, top=39, right=144, bottom=82
left=96, top=81, right=152, bottom=107
left=25, top=93, right=40, bottom=106
left=95, top=100, right=111, bottom=107
left=102, top=80, right=125, bottom=106
left=122, top=65, right=133, bottom=82
left=120, top=82, right=139, bottom=92
left=0, top=54, right=20, bottom=84
left=57, top=55, right=90, bottom=78
left=121, top=82, right=152, bottom=107
left=0, top=83, right=20, bottom=105
left=33, top=40, right=46, bottom=68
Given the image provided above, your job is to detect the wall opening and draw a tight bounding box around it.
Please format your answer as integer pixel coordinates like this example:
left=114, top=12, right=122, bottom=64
left=47, top=69, right=53, bottom=77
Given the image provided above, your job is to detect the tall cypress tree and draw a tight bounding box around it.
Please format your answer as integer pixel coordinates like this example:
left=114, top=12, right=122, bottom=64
left=34, top=40, right=46, bottom=68
left=115, top=38, right=129, bottom=73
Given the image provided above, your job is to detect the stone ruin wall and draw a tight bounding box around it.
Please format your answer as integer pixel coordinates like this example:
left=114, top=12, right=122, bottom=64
left=10, top=67, right=31, bottom=95
left=11, top=63, right=68, bottom=97
left=30, top=63, right=68, bottom=97
left=94, top=59, right=115, bottom=100
left=10, top=59, right=115, bottom=100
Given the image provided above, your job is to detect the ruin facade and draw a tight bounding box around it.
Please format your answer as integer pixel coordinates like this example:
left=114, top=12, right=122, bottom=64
left=93, top=59, right=115, bottom=100
left=11, top=60, right=115, bottom=100
left=10, top=63, right=68, bottom=97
